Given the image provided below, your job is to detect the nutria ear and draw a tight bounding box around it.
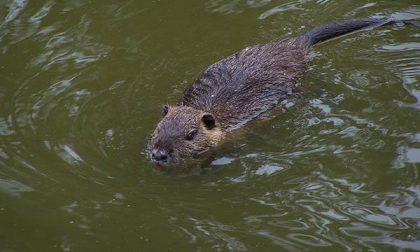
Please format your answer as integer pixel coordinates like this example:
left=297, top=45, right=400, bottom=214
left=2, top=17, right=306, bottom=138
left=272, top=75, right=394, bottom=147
left=202, top=113, right=215, bottom=130
left=161, top=105, right=169, bottom=117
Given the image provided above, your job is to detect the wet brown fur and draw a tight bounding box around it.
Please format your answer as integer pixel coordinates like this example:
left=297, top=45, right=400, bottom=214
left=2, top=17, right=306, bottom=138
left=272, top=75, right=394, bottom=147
left=149, top=37, right=310, bottom=163
left=148, top=17, right=418, bottom=163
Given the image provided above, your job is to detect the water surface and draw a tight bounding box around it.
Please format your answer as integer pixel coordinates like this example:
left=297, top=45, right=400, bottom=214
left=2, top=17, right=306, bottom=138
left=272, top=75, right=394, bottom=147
left=1, top=0, right=420, bottom=251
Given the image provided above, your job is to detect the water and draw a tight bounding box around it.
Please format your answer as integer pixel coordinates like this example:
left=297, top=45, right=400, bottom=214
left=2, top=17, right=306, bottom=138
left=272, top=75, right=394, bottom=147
left=1, top=0, right=420, bottom=251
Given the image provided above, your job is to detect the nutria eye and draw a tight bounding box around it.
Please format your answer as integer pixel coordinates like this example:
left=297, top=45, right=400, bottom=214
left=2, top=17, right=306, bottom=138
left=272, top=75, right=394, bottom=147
left=162, top=105, right=169, bottom=117
left=185, top=129, right=198, bottom=141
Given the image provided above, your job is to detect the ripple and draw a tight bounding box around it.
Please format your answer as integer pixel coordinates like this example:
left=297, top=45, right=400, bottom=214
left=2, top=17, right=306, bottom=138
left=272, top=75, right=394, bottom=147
left=297, top=199, right=349, bottom=221
left=255, top=163, right=284, bottom=176
left=395, top=146, right=420, bottom=165
left=345, top=206, right=402, bottom=228
left=56, top=144, right=84, bottom=165
left=288, top=233, right=332, bottom=247
left=0, top=116, right=15, bottom=136
left=0, top=178, right=33, bottom=196
left=2, top=0, right=28, bottom=25
left=186, top=217, right=248, bottom=251
left=206, top=0, right=273, bottom=15
left=381, top=42, right=420, bottom=52
left=29, top=1, right=55, bottom=24
left=258, top=1, right=303, bottom=20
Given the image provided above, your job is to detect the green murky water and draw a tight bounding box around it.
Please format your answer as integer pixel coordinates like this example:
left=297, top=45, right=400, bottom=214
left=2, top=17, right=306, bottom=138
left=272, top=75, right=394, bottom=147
left=1, top=1, right=420, bottom=251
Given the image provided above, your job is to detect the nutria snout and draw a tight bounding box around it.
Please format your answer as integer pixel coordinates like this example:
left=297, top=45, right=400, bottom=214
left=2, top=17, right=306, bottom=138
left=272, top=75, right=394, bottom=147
left=148, top=17, right=418, bottom=164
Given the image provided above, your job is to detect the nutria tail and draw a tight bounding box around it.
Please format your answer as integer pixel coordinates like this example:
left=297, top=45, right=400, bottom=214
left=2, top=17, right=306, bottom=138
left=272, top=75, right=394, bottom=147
left=303, top=17, right=420, bottom=46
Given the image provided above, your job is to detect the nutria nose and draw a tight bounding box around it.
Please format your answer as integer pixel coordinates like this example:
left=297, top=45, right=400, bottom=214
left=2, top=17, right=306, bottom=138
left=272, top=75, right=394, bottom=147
left=151, top=149, right=168, bottom=163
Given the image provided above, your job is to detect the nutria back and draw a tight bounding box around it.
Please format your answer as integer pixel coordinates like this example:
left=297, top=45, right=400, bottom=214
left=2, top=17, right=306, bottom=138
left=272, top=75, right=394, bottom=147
left=181, top=37, right=310, bottom=131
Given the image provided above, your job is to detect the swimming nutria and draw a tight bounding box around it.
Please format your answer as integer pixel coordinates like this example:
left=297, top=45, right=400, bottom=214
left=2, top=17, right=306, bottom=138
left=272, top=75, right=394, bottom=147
left=148, top=17, right=418, bottom=163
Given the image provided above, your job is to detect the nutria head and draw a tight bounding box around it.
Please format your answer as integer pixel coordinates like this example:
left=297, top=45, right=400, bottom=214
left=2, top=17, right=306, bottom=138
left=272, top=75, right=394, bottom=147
left=148, top=105, right=224, bottom=164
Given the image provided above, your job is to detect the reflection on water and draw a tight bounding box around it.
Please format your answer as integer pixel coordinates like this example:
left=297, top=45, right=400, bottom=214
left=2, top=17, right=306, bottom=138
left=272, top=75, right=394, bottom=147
left=1, top=0, right=420, bottom=251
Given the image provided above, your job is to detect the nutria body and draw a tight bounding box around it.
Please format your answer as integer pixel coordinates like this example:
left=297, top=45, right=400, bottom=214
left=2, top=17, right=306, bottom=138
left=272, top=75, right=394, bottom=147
left=148, top=17, right=418, bottom=163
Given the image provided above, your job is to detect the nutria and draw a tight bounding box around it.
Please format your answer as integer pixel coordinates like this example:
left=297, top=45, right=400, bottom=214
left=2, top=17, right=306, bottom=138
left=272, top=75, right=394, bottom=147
left=148, top=17, right=418, bottom=163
